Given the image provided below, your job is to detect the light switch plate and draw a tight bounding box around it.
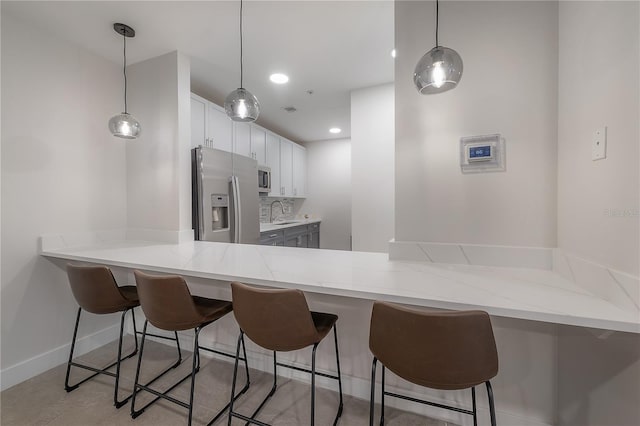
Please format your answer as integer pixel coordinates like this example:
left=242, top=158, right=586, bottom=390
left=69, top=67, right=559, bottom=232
left=592, top=126, right=607, bottom=161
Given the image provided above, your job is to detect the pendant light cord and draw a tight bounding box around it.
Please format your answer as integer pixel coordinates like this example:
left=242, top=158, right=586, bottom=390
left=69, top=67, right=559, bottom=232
left=239, top=0, right=244, bottom=89
left=123, top=32, right=128, bottom=113
left=435, top=0, right=439, bottom=47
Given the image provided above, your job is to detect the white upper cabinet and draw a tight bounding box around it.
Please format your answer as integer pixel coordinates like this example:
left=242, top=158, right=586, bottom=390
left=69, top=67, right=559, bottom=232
left=292, top=143, right=307, bottom=198
left=191, top=93, right=306, bottom=198
left=207, top=103, right=233, bottom=152
left=190, top=93, right=234, bottom=151
left=250, top=126, right=266, bottom=165
left=280, top=139, right=293, bottom=197
left=266, top=132, right=281, bottom=196
left=233, top=122, right=252, bottom=158
left=190, top=95, right=207, bottom=148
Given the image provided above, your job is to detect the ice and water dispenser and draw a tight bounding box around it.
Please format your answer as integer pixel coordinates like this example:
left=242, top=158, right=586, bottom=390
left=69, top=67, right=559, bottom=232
left=211, top=194, right=229, bottom=230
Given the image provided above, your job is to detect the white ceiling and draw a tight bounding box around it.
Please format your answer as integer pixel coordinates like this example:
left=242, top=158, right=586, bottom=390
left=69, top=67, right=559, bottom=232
left=3, top=1, right=395, bottom=142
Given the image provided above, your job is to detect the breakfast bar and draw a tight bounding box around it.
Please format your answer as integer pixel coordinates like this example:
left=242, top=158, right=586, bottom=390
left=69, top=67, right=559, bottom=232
left=40, top=237, right=639, bottom=334
left=38, top=236, right=640, bottom=426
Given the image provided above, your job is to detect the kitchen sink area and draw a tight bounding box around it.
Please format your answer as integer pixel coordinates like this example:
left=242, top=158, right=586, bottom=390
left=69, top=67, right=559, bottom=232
left=259, top=219, right=321, bottom=248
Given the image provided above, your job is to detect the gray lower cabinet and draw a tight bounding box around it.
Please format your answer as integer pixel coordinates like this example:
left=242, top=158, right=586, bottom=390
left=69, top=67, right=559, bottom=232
left=284, top=226, right=308, bottom=248
left=259, top=229, right=284, bottom=246
left=307, top=222, right=320, bottom=249
left=260, top=222, right=320, bottom=249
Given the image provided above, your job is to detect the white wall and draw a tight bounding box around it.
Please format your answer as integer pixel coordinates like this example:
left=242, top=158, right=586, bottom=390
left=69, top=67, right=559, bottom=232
left=300, top=138, right=352, bottom=250
left=351, top=84, right=395, bottom=253
left=395, top=1, right=558, bottom=247
left=1, top=14, right=127, bottom=387
left=556, top=3, right=639, bottom=425
left=126, top=51, right=193, bottom=242
left=557, top=1, right=639, bottom=276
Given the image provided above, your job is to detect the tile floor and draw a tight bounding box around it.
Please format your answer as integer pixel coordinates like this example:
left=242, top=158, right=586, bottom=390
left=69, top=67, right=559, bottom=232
left=1, top=338, right=445, bottom=426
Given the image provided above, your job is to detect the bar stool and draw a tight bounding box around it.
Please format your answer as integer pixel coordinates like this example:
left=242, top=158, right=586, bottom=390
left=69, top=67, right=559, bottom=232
left=227, top=282, right=344, bottom=426
left=369, top=301, right=499, bottom=426
left=130, top=271, right=250, bottom=426
left=65, top=264, right=182, bottom=408
left=64, top=264, right=141, bottom=407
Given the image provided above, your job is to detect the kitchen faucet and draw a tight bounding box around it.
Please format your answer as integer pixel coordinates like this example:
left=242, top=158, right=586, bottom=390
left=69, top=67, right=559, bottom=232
left=270, top=200, right=285, bottom=223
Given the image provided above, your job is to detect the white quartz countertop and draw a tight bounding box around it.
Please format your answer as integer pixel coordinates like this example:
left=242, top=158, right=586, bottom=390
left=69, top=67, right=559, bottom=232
left=40, top=240, right=640, bottom=333
left=260, top=219, right=321, bottom=233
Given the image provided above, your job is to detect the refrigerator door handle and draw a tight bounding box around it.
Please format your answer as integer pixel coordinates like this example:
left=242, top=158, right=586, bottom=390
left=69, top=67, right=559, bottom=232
left=197, top=152, right=205, bottom=240
left=231, top=176, right=241, bottom=243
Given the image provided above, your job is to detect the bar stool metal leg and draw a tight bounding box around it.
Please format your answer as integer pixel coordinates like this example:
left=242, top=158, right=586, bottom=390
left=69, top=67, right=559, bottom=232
left=227, top=333, right=242, bottom=426
left=311, top=343, right=319, bottom=426
left=246, top=351, right=278, bottom=424
left=486, top=380, right=497, bottom=426
left=113, top=309, right=137, bottom=408
left=65, top=307, right=139, bottom=408
left=472, top=387, right=478, bottom=426
left=130, top=320, right=185, bottom=419
left=380, top=364, right=386, bottom=425
left=229, top=331, right=343, bottom=426
left=228, top=331, right=268, bottom=426
left=370, top=357, right=378, bottom=426
left=333, top=325, right=344, bottom=425
left=64, top=307, right=83, bottom=392
left=187, top=327, right=202, bottom=426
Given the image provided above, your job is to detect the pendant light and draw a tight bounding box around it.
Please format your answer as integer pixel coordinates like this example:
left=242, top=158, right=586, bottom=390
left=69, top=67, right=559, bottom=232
left=108, top=23, right=141, bottom=139
left=224, top=0, right=260, bottom=122
left=413, top=0, right=463, bottom=95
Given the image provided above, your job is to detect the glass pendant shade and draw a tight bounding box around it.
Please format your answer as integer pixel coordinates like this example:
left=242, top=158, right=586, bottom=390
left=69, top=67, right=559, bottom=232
left=109, top=23, right=140, bottom=139
left=108, top=112, right=141, bottom=139
left=413, top=46, right=463, bottom=94
left=224, top=88, right=260, bottom=122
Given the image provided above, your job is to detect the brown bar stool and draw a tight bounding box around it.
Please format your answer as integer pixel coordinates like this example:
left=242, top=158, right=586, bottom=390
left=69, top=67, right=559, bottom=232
left=64, top=264, right=141, bottom=408
left=130, top=271, right=250, bottom=426
left=65, top=264, right=183, bottom=408
left=227, top=282, right=344, bottom=426
left=369, top=301, right=499, bottom=426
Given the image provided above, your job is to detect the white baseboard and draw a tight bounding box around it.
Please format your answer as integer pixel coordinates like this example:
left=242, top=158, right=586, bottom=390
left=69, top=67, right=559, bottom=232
left=0, top=324, right=119, bottom=392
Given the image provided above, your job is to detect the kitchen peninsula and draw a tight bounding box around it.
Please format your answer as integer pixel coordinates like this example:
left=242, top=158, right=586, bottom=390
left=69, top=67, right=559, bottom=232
left=36, top=236, right=640, bottom=425
left=40, top=236, right=639, bottom=333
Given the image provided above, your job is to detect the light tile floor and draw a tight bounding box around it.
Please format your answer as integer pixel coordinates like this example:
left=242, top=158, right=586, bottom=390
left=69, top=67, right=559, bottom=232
left=1, top=338, right=445, bottom=426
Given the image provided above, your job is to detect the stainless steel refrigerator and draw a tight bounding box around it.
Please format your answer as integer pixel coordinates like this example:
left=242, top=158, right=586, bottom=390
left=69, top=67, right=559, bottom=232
left=192, top=146, right=260, bottom=244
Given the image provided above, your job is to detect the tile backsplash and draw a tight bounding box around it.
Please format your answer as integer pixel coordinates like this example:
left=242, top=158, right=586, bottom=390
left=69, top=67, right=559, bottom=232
left=259, top=198, right=296, bottom=223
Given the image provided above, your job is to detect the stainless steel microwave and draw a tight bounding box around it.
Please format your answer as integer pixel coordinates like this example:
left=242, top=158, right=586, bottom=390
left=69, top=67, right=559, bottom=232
left=258, top=165, right=271, bottom=193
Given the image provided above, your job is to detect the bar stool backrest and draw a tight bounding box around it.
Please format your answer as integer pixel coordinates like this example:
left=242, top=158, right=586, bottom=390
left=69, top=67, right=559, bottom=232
left=231, top=282, right=320, bottom=351
left=369, top=301, right=498, bottom=390
left=134, top=270, right=202, bottom=331
left=66, top=264, right=131, bottom=315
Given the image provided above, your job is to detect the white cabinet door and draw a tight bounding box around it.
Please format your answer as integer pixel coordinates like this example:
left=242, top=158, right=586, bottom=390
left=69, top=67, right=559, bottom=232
left=234, top=122, right=252, bottom=158
left=251, top=126, right=266, bottom=165
left=292, top=143, right=306, bottom=198
left=280, top=139, right=293, bottom=197
left=190, top=94, right=207, bottom=148
left=266, top=132, right=281, bottom=196
left=207, top=103, right=233, bottom=152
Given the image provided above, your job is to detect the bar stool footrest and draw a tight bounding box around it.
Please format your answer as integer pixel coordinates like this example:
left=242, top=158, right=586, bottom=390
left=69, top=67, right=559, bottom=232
left=383, top=390, right=475, bottom=416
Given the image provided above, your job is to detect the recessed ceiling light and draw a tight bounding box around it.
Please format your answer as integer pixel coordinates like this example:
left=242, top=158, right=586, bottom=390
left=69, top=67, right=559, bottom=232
left=391, top=49, right=397, bottom=58
left=329, top=127, right=342, bottom=134
left=269, top=73, right=289, bottom=84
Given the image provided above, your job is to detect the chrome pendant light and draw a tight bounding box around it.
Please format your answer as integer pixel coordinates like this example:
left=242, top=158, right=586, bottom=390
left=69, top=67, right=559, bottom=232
left=109, top=23, right=141, bottom=139
left=414, top=0, right=463, bottom=95
left=225, top=0, right=260, bottom=122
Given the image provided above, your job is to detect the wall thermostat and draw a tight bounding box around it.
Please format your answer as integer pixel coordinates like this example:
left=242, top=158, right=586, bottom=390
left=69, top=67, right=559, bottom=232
left=460, top=134, right=505, bottom=173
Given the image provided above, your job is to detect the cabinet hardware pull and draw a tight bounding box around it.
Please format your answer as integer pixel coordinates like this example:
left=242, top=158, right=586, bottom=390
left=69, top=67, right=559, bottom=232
left=269, top=234, right=278, bottom=238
